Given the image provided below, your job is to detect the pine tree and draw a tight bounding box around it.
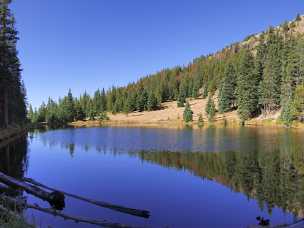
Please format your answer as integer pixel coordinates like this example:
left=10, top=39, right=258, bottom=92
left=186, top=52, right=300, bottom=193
left=147, top=92, right=157, bottom=111
left=281, top=42, right=295, bottom=105
left=183, top=102, right=193, bottom=123
left=92, top=89, right=101, bottom=114
left=177, top=95, right=186, bottom=107
left=64, top=89, right=75, bottom=121
left=236, top=49, right=257, bottom=121
left=219, top=63, right=237, bottom=113
left=254, top=34, right=267, bottom=84
left=136, top=89, right=148, bottom=112
left=202, top=83, right=208, bottom=99
left=27, top=104, right=34, bottom=123
left=259, top=31, right=283, bottom=114
left=281, top=99, right=296, bottom=126
left=297, top=38, right=304, bottom=85
left=74, top=100, right=85, bottom=120
left=206, top=96, right=216, bottom=121
left=100, top=88, right=107, bottom=112
left=294, top=84, right=304, bottom=114
left=88, top=99, right=96, bottom=120
left=0, top=0, right=26, bottom=127
left=177, top=80, right=187, bottom=107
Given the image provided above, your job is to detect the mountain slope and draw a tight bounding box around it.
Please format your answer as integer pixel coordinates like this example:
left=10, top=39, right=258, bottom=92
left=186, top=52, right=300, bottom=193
left=34, top=14, right=304, bottom=128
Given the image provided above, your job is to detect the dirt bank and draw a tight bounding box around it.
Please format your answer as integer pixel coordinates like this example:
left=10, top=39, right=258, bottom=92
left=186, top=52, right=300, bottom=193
left=69, top=97, right=304, bottom=130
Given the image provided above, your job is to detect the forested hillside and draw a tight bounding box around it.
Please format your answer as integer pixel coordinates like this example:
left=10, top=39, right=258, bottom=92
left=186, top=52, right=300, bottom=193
left=0, top=0, right=27, bottom=128
left=30, top=14, right=304, bottom=127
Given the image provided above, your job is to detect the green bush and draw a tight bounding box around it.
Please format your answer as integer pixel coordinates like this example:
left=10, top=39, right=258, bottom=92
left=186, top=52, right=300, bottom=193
left=183, top=102, right=193, bottom=123
left=198, top=113, right=204, bottom=128
left=206, top=96, right=216, bottom=122
left=97, top=112, right=109, bottom=121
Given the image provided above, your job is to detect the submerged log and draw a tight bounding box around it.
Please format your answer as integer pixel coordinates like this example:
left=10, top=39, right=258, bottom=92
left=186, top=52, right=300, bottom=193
left=0, top=171, right=150, bottom=218
left=24, top=177, right=150, bottom=218
left=0, top=170, right=150, bottom=228
left=0, top=172, right=65, bottom=210
left=1, top=195, right=134, bottom=228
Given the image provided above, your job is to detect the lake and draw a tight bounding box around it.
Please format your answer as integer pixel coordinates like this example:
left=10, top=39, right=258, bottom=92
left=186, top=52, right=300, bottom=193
left=1, top=127, right=304, bottom=228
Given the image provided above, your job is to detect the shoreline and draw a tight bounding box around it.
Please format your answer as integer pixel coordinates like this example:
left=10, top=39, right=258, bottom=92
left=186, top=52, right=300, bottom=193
left=66, top=99, right=304, bottom=131
left=69, top=118, right=304, bottom=131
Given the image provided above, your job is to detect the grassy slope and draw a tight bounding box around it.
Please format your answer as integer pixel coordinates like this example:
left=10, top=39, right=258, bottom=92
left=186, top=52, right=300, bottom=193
left=71, top=95, right=304, bottom=129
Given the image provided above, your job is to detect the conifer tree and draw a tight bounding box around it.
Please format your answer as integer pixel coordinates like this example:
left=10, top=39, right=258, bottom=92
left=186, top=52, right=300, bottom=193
left=236, top=49, right=257, bottom=121
left=293, top=84, right=304, bottom=115
left=147, top=92, right=157, bottom=111
left=183, top=102, right=193, bottom=123
left=219, top=63, right=237, bottom=113
left=259, top=31, right=283, bottom=114
left=28, top=104, right=34, bottom=123
left=0, top=0, right=26, bottom=126
left=281, top=99, right=296, bottom=126
left=254, top=34, right=267, bottom=84
left=64, top=89, right=75, bottom=122
left=281, top=39, right=296, bottom=106
left=206, top=96, right=216, bottom=121
left=74, top=100, right=85, bottom=121
left=177, top=80, right=187, bottom=107
left=100, top=88, right=107, bottom=112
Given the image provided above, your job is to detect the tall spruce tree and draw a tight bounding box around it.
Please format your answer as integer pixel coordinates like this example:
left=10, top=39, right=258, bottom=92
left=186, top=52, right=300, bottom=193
left=294, top=85, right=304, bottom=115
left=236, top=49, right=257, bottom=121
left=259, top=30, right=283, bottom=114
left=219, top=63, right=237, bottom=113
left=206, top=96, right=216, bottom=121
left=0, top=0, right=26, bottom=127
left=183, top=101, right=193, bottom=123
left=62, top=89, right=75, bottom=122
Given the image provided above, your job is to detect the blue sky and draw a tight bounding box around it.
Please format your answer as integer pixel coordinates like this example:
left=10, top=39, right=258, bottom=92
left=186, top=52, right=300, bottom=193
left=11, top=0, right=304, bottom=108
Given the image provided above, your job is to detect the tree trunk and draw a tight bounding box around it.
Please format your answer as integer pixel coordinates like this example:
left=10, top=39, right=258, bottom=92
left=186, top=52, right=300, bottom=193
left=4, top=88, right=8, bottom=128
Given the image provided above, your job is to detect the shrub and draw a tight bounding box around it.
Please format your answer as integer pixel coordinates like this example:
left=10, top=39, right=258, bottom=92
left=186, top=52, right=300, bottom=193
left=183, top=102, right=193, bottom=123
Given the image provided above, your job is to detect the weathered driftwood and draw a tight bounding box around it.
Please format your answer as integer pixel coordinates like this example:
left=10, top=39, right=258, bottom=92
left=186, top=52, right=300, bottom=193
left=24, top=177, right=150, bottom=218
left=1, top=195, right=134, bottom=228
left=0, top=172, right=65, bottom=210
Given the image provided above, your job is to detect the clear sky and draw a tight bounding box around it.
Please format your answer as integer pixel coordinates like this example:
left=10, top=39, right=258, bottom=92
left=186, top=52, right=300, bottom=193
left=10, top=0, right=304, bottom=108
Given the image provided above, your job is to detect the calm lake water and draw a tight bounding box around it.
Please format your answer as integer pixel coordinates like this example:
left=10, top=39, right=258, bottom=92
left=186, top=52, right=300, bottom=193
left=1, top=127, right=304, bottom=228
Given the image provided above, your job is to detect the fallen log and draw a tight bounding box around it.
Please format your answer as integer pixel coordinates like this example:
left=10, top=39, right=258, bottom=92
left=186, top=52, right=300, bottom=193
left=0, top=182, right=11, bottom=192
left=0, top=172, right=65, bottom=210
left=24, top=177, right=150, bottom=218
left=1, top=195, right=135, bottom=228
